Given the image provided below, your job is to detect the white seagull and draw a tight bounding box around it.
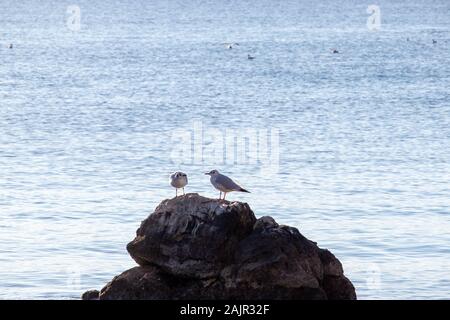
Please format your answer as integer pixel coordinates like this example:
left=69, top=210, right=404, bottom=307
left=170, top=171, right=188, bottom=197
left=205, top=169, right=250, bottom=200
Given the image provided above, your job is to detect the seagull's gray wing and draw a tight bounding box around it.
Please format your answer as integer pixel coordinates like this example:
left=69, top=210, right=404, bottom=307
left=216, top=174, right=243, bottom=191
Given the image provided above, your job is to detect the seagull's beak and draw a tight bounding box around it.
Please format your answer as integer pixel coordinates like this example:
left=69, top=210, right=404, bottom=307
left=205, top=172, right=210, bottom=175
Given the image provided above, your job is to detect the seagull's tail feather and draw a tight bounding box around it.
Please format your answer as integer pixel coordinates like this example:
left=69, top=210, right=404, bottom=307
left=239, top=188, right=250, bottom=193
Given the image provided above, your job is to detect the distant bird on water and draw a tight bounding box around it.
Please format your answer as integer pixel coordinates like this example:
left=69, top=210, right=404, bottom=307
left=247, top=54, right=255, bottom=60
left=224, top=42, right=239, bottom=49
left=331, top=48, right=339, bottom=54
left=170, top=171, right=188, bottom=197
left=8, top=43, right=13, bottom=49
left=432, top=39, right=437, bottom=44
left=205, top=170, right=250, bottom=200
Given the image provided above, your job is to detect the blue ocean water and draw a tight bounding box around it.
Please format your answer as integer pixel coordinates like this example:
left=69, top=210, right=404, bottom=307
left=0, top=0, right=449, bottom=299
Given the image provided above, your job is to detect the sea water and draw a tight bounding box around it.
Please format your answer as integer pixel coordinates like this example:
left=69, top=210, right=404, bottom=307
left=0, top=0, right=449, bottom=299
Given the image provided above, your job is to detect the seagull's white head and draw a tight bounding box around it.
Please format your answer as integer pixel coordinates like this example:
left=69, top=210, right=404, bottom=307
left=205, top=169, right=220, bottom=176
left=171, top=172, right=187, bottom=179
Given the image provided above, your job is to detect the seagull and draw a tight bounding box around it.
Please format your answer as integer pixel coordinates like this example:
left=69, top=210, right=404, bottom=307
left=331, top=48, right=339, bottom=54
left=8, top=43, right=13, bottom=49
left=432, top=39, right=437, bottom=44
left=170, top=171, right=188, bottom=197
left=247, top=54, right=255, bottom=60
left=205, top=169, right=250, bottom=200
left=224, top=42, right=239, bottom=49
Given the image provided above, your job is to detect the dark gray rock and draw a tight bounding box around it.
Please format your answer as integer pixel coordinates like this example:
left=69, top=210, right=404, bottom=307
left=85, top=193, right=356, bottom=300
left=81, top=289, right=99, bottom=300
left=126, top=193, right=256, bottom=279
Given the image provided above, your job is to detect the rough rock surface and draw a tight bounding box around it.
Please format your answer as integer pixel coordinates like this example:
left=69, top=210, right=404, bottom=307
left=127, top=194, right=256, bottom=279
left=81, top=289, right=99, bottom=300
left=83, top=193, right=356, bottom=300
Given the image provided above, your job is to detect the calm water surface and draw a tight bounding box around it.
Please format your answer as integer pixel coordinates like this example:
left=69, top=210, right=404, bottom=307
left=0, top=0, right=449, bottom=299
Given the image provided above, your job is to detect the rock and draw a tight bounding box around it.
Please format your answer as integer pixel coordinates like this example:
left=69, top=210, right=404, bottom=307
left=126, top=193, right=256, bottom=278
left=92, top=193, right=356, bottom=300
left=81, top=289, right=99, bottom=300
